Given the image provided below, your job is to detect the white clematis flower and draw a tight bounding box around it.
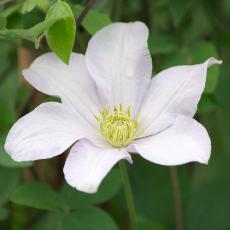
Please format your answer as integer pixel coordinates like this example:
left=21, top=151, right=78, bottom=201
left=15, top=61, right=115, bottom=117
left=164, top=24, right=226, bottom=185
left=5, top=22, right=222, bottom=193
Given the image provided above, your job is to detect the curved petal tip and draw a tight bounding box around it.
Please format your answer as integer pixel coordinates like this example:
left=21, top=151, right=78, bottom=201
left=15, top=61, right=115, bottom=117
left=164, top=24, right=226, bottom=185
left=207, top=57, right=223, bottom=67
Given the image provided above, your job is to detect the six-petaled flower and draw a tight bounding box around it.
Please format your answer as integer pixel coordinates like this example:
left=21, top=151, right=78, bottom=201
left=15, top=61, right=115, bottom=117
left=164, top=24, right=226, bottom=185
left=5, top=22, right=222, bottom=193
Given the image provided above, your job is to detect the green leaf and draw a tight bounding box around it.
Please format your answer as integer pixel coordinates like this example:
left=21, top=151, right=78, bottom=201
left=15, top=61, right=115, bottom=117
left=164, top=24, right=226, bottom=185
left=138, top=216, right=166, bottom=230
left=198, top=94, right=219, bottom=114
left=60, top=207, right=118, bottom=230
left=215, top=50, right=230, bottom=109
left=33, top=212, right=62, bottom=230
left=148, top=34, right=177, bottom=55
left=34, top=0, right=49, bottom=12
left=6, top=13, right=23, bottom=29
left=187, top=169, right=230, bottom=230
left=0, top=101, right=16, bottom=134
left=60, top=169, right=122, bottom=209
left=183, top=6, right=212, bottom=43
left=0, top=136, right=33, bottom=168
left=34, top=208, right=118, bottom=230
left=0, top=2, right=65, bottom=42
left=130, top=158, right=174, bottom=228
left=0, top=166, right=20, bottom=204
left=1, top=3, right=23, bottom=18
left=130, top=156, right=191, bottom=229
left=10, top=182, right=67, bottom=212
left=168, top=0, right=192, bottom=26
left=0, top=15, right=6, bottom=30
left=73, top=4, right=111, bottom=35
left=45, top=1, right=76, bottom=64
left=0, top=69, right=17, bottom=133
left=0, top=41, right=14, bottom=59
left=20, top=0, right=36, bottom=14
left=0, top=206, right=8, bottom=221
left=202, top=0, right=229, bottom=38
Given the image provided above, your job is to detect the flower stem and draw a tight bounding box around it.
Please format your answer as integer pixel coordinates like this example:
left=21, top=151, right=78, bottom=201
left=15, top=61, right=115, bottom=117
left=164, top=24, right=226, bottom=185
left=76, top=0, right=97, bottom=27
left=169, top=166, right=184, bottom=230
left=119, top=160, right=138, bottom=230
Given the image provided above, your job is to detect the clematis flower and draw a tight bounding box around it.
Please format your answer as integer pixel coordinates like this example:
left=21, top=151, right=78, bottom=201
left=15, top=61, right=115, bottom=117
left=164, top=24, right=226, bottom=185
left=5, top=22, right=222, bottom=193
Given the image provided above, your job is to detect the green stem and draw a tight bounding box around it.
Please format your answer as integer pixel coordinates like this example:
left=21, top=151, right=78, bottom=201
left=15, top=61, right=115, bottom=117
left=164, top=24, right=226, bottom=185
left=119, top=160, right=138, bottom=230
left=169, top=166, right=184, bottom=230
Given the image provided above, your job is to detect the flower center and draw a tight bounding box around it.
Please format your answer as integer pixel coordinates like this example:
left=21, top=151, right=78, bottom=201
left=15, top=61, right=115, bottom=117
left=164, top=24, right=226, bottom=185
left=96, top=104, right=138, bottom=147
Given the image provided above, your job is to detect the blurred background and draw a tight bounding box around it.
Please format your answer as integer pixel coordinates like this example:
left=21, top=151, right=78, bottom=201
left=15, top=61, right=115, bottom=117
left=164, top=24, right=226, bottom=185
left=0, top=0, right=229, bottom=229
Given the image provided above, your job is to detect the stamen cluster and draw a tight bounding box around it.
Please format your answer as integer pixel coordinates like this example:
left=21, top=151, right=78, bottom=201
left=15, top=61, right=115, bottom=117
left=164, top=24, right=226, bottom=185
left=96, top=104, right=138, bottom=147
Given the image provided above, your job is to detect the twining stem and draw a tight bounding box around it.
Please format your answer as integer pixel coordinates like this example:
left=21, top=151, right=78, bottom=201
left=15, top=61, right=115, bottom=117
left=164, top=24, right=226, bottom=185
left=119, top=160, right=138, bottom=230
left=77, top=0, right=97, bottom=27
left=169, top=166, right=184, bottom=230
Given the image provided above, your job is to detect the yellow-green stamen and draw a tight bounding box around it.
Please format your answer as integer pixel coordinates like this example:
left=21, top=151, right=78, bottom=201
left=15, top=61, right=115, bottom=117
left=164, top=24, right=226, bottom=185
left=96, top=104, right=138, bottom=147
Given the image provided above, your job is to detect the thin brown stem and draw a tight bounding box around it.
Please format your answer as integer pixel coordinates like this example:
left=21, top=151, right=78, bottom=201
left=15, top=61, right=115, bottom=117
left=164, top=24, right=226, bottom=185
left=76, top=0, right=97, bottom=27
left=170, top=166, right=184, bottom=230
left=29, top=167, right=39, bottom=180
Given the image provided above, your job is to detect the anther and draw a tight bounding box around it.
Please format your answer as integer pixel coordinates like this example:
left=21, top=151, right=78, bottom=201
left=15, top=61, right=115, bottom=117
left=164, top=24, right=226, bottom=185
left=96, top=104, right=138, bottom=147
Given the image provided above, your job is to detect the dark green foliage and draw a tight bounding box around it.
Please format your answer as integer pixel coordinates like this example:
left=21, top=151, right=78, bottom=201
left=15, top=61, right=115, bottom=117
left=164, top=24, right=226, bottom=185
left=10, top=182, right=67, bottom=212
left=0, top=0, right=229, bottom=229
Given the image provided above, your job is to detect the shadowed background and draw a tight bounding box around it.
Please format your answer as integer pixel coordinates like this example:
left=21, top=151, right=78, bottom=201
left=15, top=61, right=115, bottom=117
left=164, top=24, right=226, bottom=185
left=0, top=0, right=229, bottom=229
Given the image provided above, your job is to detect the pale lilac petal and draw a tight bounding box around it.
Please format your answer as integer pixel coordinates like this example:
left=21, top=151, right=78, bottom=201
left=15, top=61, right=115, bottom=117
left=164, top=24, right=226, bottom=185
left=85, top=22, right=152, bottom=116
left=5, top=102, right=100, bottom=161
left=138, top=57, right=222, bottom=137
left=23, top=53, right=101, bottom=128
left=128, top=116, right=211, bottom=166
left=64, top=139, right=132, bottom=193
